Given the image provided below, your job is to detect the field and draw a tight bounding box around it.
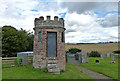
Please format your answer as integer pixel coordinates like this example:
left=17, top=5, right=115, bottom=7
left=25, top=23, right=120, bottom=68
left=79, top=57, right=119, bottom=79
left=2, top=43, right=119, bottom=80
left=65, top=43, right=118, bottom=53
left=2, top=63, right=92, bottom=79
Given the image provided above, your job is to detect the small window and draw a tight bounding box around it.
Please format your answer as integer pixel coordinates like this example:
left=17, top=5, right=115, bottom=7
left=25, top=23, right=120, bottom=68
left=61, top=32, right=64, bottom=42
left=39, top=32, right=41, bottom=42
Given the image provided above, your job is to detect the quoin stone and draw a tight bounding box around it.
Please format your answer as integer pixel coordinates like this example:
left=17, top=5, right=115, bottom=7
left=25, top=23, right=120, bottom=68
left=33, top=16, right=66, bottom=74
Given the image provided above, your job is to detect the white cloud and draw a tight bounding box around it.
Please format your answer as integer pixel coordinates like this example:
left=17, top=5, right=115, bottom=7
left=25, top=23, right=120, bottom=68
left=66, top=12, right=96, bottom=26
left=104, top=27, right=118, bottom=38
left=0, top=0, right=39, bottom=30
left=0, top=0, right=66, bottom=31
left=65, top=12, right=118, bottom=43
left=0, top=1, right=118, bottom=43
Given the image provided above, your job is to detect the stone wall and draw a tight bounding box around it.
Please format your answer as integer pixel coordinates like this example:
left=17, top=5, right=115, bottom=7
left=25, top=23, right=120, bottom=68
left=33, top=16, right=66, bottom=70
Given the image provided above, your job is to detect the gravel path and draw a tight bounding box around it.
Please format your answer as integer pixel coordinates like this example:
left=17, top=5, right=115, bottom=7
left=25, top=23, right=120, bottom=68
left=77, top=66, right=116, bottom=81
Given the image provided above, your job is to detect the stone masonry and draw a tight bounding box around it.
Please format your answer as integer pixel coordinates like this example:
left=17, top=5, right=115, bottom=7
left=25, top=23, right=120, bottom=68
left=33, top=16, right=66, bottom=73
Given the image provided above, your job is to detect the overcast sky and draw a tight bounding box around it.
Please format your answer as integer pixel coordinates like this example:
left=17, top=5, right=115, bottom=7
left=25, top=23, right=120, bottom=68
left=0, top=0, right=119, bottom=43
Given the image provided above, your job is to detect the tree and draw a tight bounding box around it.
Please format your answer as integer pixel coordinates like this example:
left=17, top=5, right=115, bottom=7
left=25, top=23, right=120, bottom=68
left=0, top=28, right=2, bottom=57
left=2, top=26, right=29, bottom=57
left=27, top=34, right=34, bottom=51
left=66, top=48, right=81, bottom=54
left=113, top=50, right=120, bottom=54
left=20, top=28, right=34, bottom=51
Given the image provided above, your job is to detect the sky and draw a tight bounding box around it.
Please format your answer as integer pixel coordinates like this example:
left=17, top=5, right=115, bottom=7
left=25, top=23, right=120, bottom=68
left=0, top=0, right=119, bottom=43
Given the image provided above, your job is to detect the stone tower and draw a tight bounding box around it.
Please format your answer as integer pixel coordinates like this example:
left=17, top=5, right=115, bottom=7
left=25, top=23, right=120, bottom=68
left=33, top=16, right=66, bottom=74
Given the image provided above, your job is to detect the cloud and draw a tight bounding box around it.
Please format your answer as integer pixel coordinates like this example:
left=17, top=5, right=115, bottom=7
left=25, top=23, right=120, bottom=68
left=65, top=12, right=118, bottom=43
left=97, top=13, right=118, bottom=27
left=0, top=0, right=37, bottom=30
left=61, top=2, right=118, bottom=14
left=0, top=0, right=118, bottom=43
left=95, top=2, right=118, bottom=12
left=61, top=2, right=97, bottom=14
left=0, top=0, right=65, bottom=31
left=65, top=12, right=96, bottom=27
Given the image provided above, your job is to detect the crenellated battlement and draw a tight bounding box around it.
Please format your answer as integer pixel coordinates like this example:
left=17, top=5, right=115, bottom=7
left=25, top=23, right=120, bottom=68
left=34, top=16, right=64, bottom=28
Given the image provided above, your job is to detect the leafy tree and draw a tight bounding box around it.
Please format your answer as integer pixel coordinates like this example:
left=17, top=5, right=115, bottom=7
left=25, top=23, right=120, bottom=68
left=20, top=28, right=34, bottom=51
left=0, top=28, right=2, bottom=57
left=113, top=50, right=120, bottom=54
left=2, top=26, right=29, bottom=57
left=27, top=34, right=34, bottom=51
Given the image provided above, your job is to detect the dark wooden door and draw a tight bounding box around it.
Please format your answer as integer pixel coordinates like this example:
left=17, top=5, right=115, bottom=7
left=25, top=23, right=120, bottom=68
left=47, top=32, right=57, bottom=57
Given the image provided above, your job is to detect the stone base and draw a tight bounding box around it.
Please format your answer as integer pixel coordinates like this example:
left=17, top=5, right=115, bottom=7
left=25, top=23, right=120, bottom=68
left=47, top=57, right=60, bottom=74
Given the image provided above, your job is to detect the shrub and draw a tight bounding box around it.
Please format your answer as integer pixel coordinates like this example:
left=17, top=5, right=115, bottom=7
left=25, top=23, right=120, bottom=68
left=89, top=51, right=100, bottom=57
left=66, top=48, right=81, bottom=54
left=113, top=50, right=120, bottom=54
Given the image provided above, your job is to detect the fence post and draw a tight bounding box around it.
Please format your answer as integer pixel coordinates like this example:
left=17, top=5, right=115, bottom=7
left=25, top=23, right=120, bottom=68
left=22, top=56, right=25, bottom=66
left=27, top=56, right=28, bottom=64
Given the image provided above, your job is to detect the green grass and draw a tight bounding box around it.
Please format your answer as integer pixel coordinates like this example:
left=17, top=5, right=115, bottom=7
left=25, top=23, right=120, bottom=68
left=79, top=57, right=119, bottom=79
left=2, top=63, right=92, bottom=79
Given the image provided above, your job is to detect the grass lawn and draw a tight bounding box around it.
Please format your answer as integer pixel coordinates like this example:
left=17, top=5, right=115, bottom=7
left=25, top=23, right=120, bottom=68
left=2, top=63, right=92, bottom=79
left=79, top=57, right=119, bottom=80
